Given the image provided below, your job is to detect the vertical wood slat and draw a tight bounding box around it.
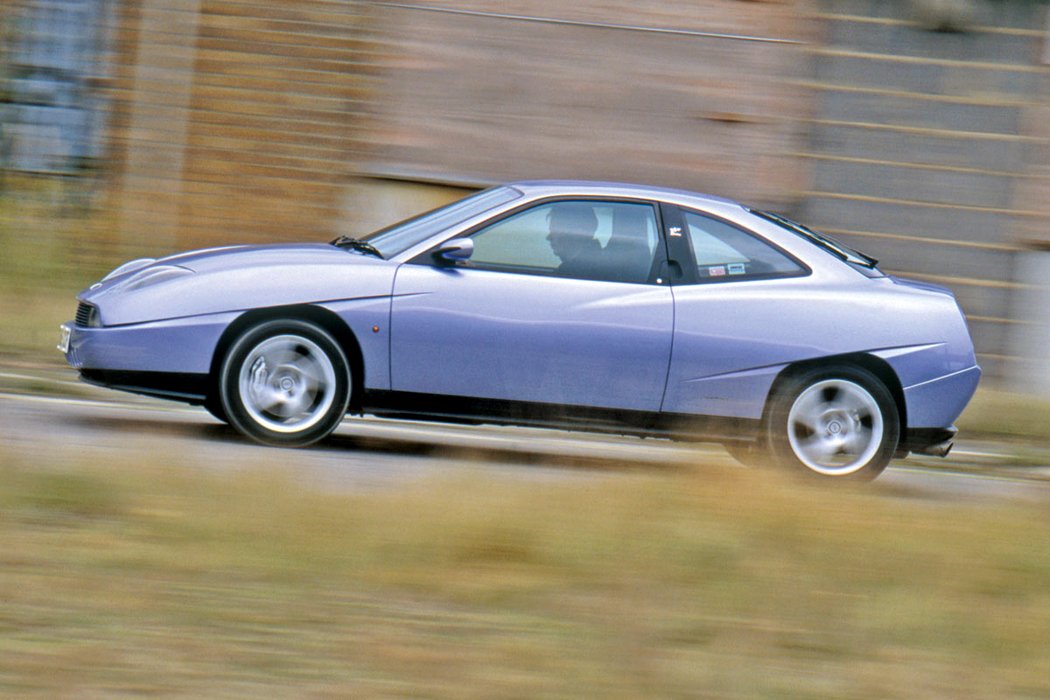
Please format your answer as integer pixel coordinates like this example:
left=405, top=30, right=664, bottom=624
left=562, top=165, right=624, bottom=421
left=112, top=0, right=374, bottom=250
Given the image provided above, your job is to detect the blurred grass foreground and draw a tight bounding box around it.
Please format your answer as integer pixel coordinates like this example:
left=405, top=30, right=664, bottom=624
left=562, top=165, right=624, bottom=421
left=1, top=448, right=1048, bottom=698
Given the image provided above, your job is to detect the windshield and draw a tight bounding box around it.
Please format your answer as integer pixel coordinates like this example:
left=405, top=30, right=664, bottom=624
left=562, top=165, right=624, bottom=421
left=752, top=209, right=880, bottom=270
left=361, top=185, right=522, bottom=258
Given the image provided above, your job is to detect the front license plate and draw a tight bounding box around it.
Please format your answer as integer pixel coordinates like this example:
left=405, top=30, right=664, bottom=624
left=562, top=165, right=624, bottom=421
left=57, top=323, right=71, bottom=354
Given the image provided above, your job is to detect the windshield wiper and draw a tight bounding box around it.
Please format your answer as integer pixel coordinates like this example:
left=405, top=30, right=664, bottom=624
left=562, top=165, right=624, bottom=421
left=330, top=236, right=384, bottom=259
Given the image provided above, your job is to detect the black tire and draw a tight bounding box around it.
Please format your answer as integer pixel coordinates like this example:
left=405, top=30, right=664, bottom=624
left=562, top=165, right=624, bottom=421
left=765, top=365, right=899, bottom=481
left=219, top=319, right=351, bottom=446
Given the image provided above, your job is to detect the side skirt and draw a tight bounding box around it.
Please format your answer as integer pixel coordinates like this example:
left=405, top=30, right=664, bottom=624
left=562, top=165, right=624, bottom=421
left=361, top=390, right=760, bottom=443
left=73, top=375, right=762, bottom=444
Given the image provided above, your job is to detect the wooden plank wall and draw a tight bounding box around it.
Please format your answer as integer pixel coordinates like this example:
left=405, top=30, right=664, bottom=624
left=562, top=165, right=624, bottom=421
left=359, top=1, right=816, bottom=209
left=114, top=0, right=375, bottom=250
left=800, top=1, right=1050, bottom=381
left=109, top=0, right=814, bottom=251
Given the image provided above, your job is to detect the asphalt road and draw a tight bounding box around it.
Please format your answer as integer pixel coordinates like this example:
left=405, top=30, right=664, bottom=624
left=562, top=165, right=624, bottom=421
left=2, top=380, right=1048, bottom=503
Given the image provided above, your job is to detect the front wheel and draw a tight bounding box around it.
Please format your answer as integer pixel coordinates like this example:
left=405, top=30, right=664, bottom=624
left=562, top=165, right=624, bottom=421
left=219, top=320, right=351, bottom=446
left=766, top=365, right=899, bottom=480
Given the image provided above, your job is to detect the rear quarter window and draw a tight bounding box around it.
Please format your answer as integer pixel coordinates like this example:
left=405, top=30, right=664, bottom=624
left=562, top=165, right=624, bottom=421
left=683, top=211, right=806, bottom=282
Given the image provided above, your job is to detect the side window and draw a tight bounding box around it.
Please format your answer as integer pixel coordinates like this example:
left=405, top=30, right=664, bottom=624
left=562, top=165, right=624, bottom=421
left=465, top=200, right=660, bottom=283
left=682, top=210, right=804, bottom=282
left=469, top=205, right=559, bottom=270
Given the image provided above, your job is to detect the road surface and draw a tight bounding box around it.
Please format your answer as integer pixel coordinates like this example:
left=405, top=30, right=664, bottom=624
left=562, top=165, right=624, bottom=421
left=2, top=381, right=1047, bottom=502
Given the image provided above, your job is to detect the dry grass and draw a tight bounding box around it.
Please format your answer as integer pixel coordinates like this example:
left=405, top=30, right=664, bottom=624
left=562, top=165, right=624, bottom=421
left=1, top=446, right=1048, bottom=698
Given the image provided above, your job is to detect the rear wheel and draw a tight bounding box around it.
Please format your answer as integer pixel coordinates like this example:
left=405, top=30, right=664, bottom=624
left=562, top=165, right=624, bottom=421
left=219, top=319, right=351, bottom=446
left=767, top=365, right=899, bottom=480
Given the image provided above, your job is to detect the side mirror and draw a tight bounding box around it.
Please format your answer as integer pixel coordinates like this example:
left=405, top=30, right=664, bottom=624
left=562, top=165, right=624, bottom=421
left=434, top=238, right=473, bottom=263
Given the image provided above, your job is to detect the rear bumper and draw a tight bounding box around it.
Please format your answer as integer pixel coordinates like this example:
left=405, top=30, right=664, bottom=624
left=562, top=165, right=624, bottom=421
left=901, top=365, right=981, bottom=429
left=899, top=426, right=957, bottom=458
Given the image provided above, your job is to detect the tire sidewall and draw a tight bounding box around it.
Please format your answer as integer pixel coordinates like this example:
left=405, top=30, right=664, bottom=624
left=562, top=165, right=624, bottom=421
left=220, top=319, right=351, bottom=446
left=766, top=365, right=899, bottom=481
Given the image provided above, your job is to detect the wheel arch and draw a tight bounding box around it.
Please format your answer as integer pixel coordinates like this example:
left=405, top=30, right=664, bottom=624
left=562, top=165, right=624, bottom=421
left=766, top=352, right=907, bottom=431
left=208, top=304, right=366, bottom=413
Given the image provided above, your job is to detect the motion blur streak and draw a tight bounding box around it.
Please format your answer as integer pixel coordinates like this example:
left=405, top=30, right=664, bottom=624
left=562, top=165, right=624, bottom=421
left=3, top=1, right=1050, bottom=697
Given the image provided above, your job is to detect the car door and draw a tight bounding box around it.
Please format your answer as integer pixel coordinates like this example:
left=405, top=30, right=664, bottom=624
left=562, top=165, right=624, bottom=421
left=389, top=198, right=674, bottom=412
left=662, top=204, right=813, bottom=419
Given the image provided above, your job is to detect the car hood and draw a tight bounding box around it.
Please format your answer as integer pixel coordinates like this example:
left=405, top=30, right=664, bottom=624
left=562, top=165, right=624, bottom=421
left=159, top=243, right=353, bottom=273
left=80, top=243, right=397, bottom=326
left=97, top=243, right=358, bottom=278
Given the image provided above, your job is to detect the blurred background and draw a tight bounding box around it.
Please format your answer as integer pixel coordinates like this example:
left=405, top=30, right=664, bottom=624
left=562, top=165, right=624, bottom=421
left=3, top=0, right=1050, bottom=390
left=3, top=2, right=1050, bottom=697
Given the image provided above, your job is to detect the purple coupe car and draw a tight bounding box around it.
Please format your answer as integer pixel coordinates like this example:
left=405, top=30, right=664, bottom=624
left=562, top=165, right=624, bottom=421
left=60, top=181, right=980, bottom=480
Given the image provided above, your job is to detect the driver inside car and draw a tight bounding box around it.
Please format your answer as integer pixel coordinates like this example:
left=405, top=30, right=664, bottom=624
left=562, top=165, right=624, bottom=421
left=546, top=203, right=605, bottom=280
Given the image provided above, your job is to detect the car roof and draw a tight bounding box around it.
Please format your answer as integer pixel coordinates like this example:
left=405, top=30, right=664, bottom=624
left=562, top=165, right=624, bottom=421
left=505, top=180, right=746, bottom=213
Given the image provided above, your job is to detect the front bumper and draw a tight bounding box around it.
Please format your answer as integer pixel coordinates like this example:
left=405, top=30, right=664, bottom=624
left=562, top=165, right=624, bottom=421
left=59, top=312, right=238, bottom=374
left=78, top=367, right=210, bottom=403
left=59, top=315, right=234, bottom=404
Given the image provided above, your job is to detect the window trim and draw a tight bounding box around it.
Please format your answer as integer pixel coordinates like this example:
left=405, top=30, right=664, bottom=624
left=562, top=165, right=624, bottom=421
left=409, top=196, right=671, bottom=286
left=667, top=205, right=812, bottom=286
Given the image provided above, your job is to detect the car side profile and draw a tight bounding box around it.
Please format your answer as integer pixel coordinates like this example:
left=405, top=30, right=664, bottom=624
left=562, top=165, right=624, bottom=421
left=60, top=181, right=981, bottom=480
